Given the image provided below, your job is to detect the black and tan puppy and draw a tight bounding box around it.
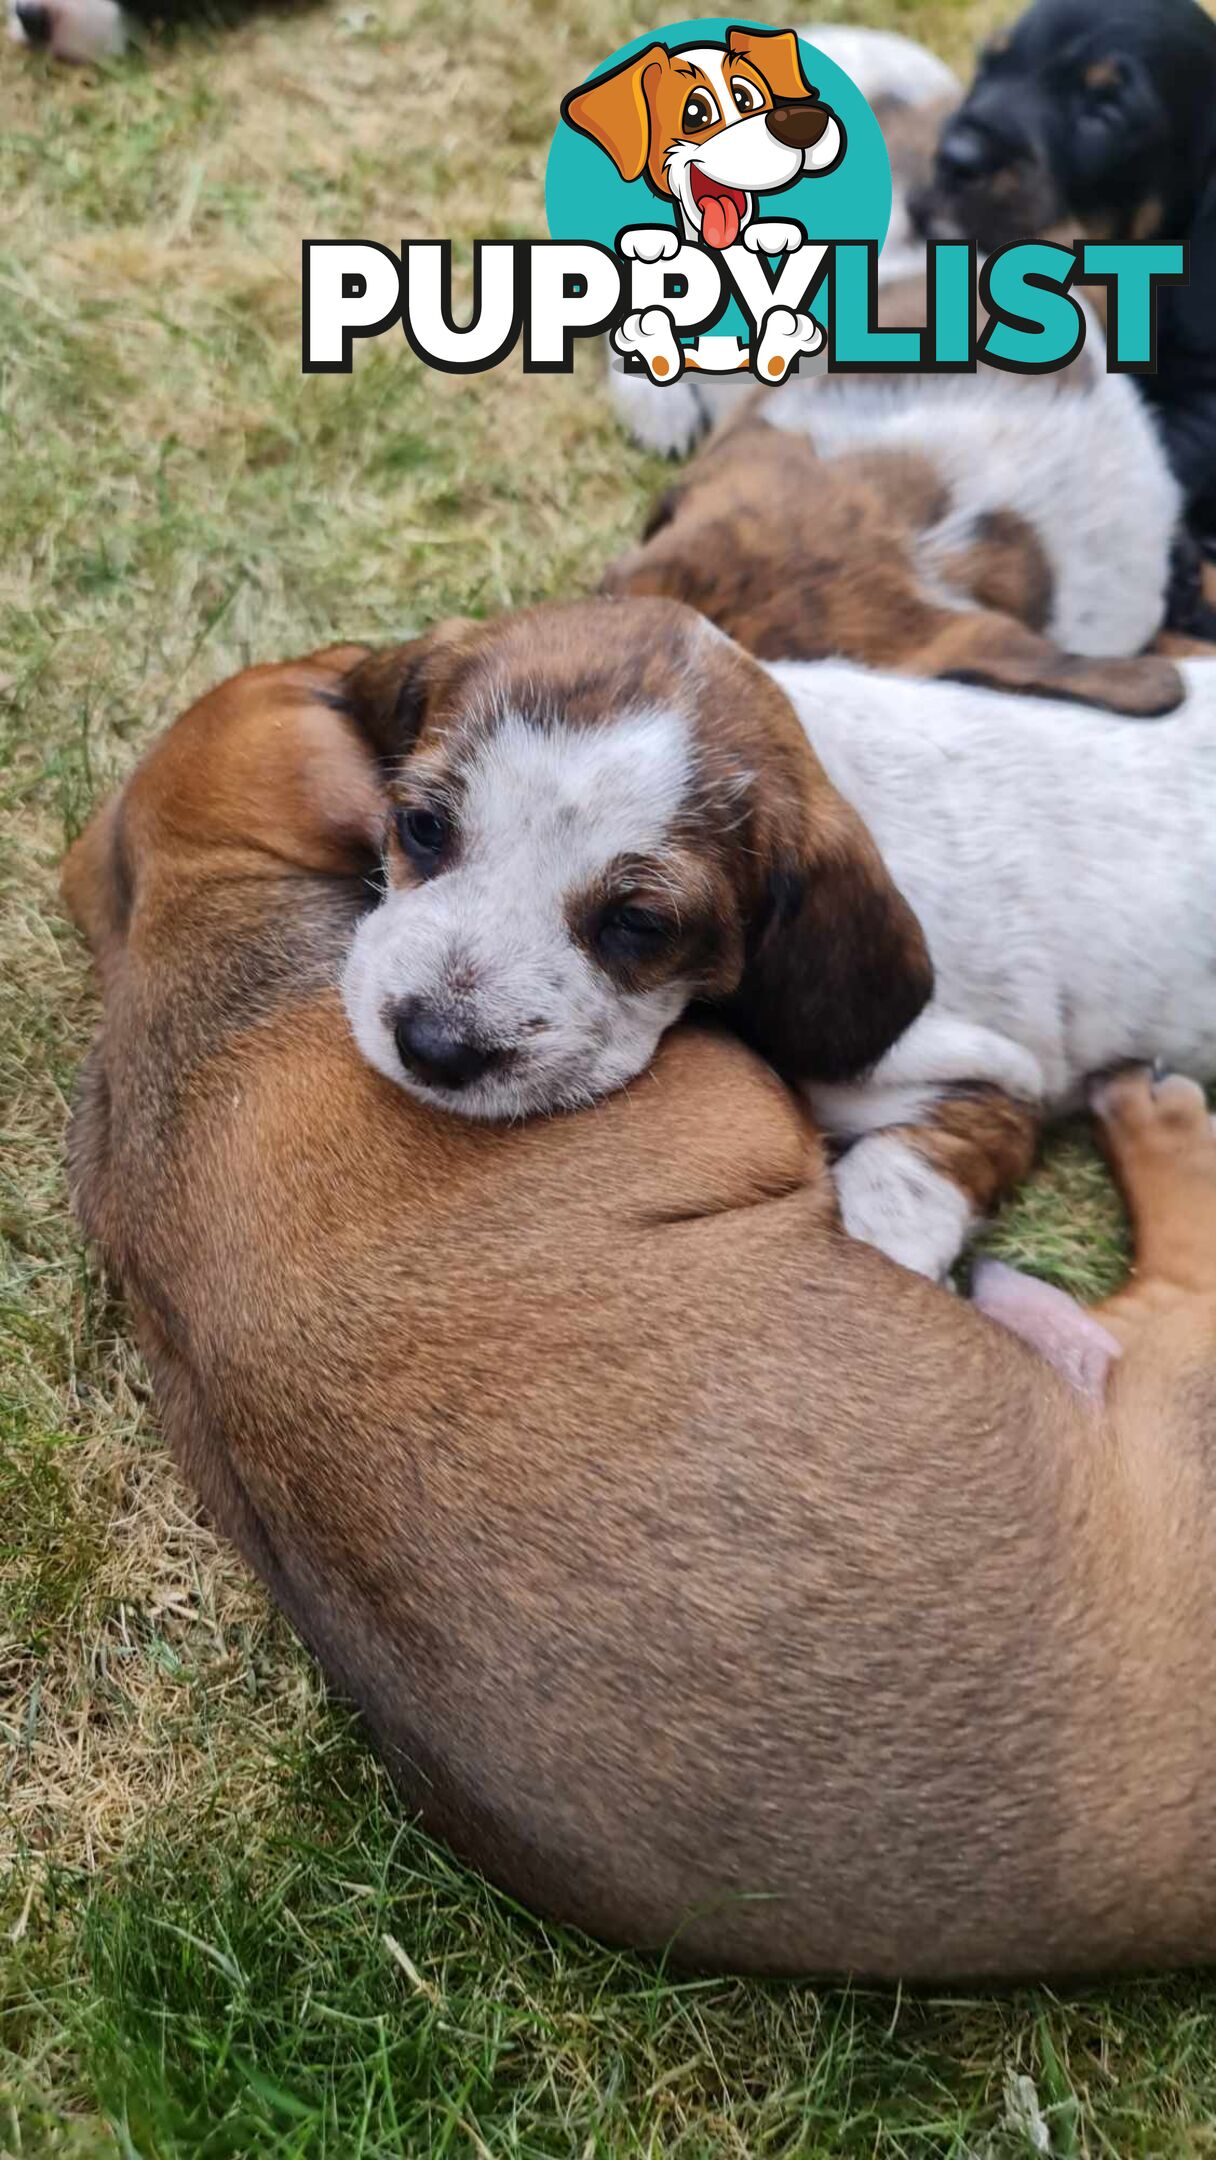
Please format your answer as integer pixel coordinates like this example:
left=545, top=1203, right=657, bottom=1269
left=916, top=0, right=1216, bottom=563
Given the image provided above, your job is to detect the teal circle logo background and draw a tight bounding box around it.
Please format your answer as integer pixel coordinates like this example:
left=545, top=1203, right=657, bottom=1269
left=545, top=19, right=892, bottom=342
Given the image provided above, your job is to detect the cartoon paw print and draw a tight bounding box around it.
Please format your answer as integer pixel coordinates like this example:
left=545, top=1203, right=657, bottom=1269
left=754, top=305, right=824, bottom=384
left=743, top=221, right=805, bottom=257
left=611, top=306, right=685, bottom=385
left=618, top=227, right=682, bottom=264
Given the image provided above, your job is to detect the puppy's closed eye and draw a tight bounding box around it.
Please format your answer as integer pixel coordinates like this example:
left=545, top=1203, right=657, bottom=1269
left=595, top=899, right=676, bottom=967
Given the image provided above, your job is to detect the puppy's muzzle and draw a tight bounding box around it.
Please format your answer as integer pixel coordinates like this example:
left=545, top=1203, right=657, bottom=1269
left=765, top=100, right=832, bottom=152
left=935, top=118, right=1004, bottom=186
left=391, top=998, right=507, bottom=1093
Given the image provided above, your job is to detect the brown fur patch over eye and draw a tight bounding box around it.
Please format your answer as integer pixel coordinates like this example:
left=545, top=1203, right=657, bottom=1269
left=570, top=849, right=736, bottom=995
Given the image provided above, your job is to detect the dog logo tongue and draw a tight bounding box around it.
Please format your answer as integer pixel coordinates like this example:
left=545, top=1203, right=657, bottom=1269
left=691, top=168, right=746, bottom=250
left=701, top=191, right=739, bottom=248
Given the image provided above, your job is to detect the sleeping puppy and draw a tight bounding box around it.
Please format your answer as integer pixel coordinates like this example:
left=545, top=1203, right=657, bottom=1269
left=59, top=634, right=1216, bottom=1978
left=915, top=0, right=1216, bottom=556
left=605, top=400, right=1184, bottom=715
left=341, top=597, right=932, bottom=1118
left=341, top=596, right=1216, bottom=1278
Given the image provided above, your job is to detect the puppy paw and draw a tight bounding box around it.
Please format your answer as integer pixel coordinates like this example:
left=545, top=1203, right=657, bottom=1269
left=1089, top=1062, right=1216, bottom=1165
left=753, top=305, right=824, bottom=384
left=834, top=1133, right=974, bottom=1280
left=611, top=307, right=685, bottom=385
left=743, top=220, right=805, bottom=256
left=618, top=227, right=680, bottom=264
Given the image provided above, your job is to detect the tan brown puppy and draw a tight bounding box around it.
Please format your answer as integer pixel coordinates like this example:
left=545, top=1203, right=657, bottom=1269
left=64, top=631, right=1216, bottom=1979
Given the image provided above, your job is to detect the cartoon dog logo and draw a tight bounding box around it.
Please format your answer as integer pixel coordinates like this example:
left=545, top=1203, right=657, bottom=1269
left=562, top=25, right=844, bottom=383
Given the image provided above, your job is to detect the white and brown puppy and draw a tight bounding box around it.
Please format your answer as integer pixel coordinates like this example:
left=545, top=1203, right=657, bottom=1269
left=342, top=599, right=931, bottom=1121
left=606, top=401, right=1185, bottom=712
left=342, top=597, right=1216, bottom=1280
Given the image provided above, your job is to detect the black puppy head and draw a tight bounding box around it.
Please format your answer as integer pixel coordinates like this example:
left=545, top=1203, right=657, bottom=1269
left=914, top=0, right=1216, bottom=250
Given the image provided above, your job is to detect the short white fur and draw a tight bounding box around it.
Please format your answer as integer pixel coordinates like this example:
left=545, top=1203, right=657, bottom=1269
left=342, top=705, right=694, bottom=1120
left=769, top=655, right=1216, bottom=1268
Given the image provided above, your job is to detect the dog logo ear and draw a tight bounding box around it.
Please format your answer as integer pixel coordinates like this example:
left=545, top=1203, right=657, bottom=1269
left=561, top=44, right=669, bottom=182
left=729, top=788, right=933, bottom=1083
left=726, top=25, right=815, bottom=104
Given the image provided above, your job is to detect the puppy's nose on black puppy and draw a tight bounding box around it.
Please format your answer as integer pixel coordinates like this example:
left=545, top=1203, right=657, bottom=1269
left=15, top=3, right=53, bottom=43
left=392, top=1000, right=500, bottom=1091
left=936, top=121, right=999, bottom=182
left=766, top=100, right=831, bottom=150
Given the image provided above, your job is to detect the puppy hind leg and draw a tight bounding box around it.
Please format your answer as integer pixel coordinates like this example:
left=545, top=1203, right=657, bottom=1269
left=972, top=1069, right=1216, bottom=1405
left=908, top=609, right=1184, bottom=718
left=1089, top=1067, right=1216, bottom=1318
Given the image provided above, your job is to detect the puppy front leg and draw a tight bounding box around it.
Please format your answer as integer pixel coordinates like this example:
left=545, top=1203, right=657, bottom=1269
left=830, top=1084, right=1041, bottom=1280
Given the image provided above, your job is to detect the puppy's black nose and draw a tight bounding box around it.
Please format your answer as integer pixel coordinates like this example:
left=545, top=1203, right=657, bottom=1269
left=392, top=1000, right=499, bottom=1092
left=766, top=100, right=832, bottom=151
left=15, top=3, right=53, bottom=43
left=935, top=121, right=996, bottom=184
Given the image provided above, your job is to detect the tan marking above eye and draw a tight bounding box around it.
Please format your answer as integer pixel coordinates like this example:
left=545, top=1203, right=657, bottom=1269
left=1084, top=57, right=1121, bottom=89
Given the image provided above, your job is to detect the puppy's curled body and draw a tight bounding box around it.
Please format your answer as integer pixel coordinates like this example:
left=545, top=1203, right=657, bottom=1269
left=60, top=641, right=1216, bottom=1978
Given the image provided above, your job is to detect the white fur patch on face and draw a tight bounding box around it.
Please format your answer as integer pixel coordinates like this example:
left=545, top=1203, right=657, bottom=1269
left=664, top=48, right=805, bottom=238
left=342, top=704, right=696, bottom=1121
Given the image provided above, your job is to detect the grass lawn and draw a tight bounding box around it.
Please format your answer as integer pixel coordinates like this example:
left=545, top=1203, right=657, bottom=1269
left=3, top=0, right=1216, bottom=2149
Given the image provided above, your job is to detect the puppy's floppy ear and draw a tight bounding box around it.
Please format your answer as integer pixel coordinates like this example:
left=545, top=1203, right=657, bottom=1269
left=561, top=45, right=669, bottom=183
left=727, top=25, right=815, bottom=103
left=64, top=643, right=392, bottom=941
left=62, top=793, right=132, bottom=979
left=339, top=617, right=480, bottom=761
left=727, top=727, right=933, bottom=1082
